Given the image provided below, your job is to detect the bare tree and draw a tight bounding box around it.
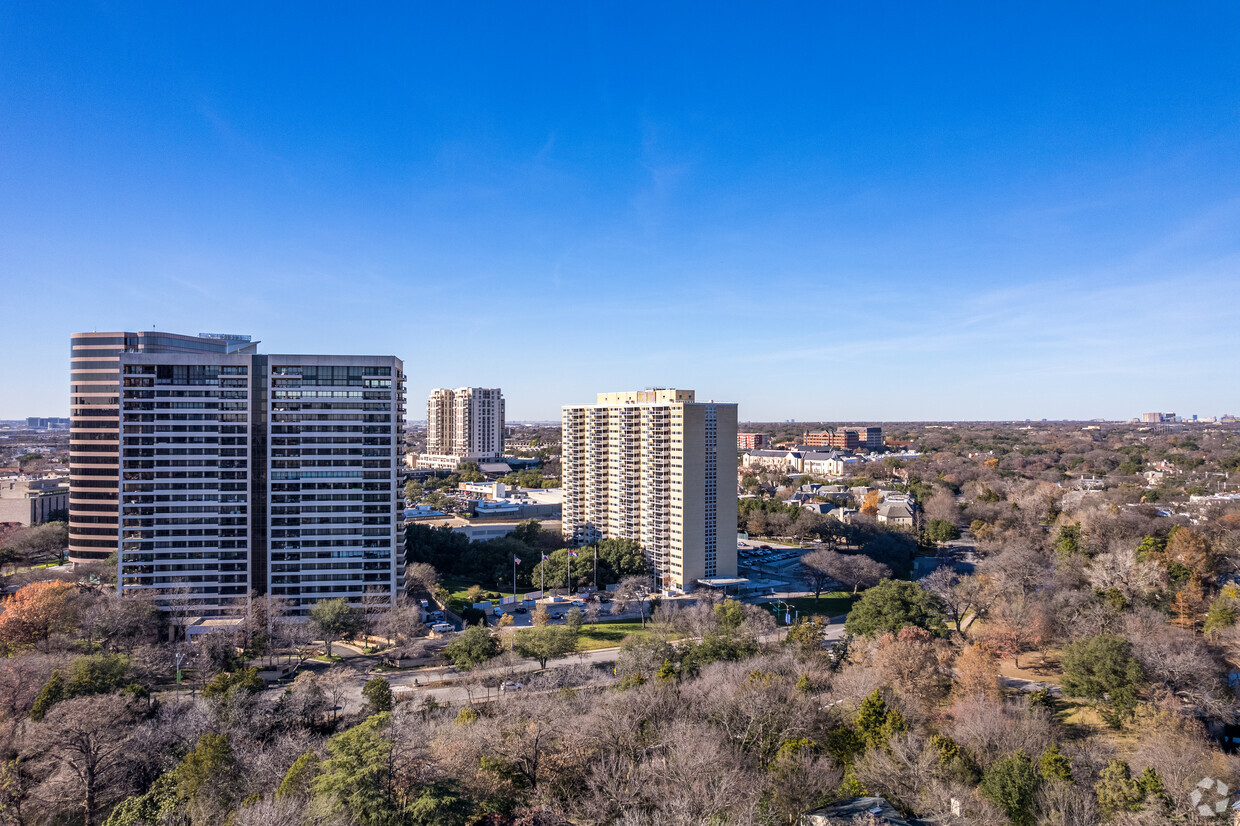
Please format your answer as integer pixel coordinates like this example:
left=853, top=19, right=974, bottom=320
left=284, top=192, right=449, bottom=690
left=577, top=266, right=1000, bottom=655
left=406, top=562, right=441, bottom=600
left=1087, top=544, right=1165, bottom=605
left=824, top=552, right=891, bottom=595
left=613, top=576, right=653, bottom=628
left=797, top=550, right=837, bottom=603
left=28, top=694, right=136, bottom=826
left=922, top=568, right=996, bottom=637
left=319, top=667, right=352, bottom=722
left=360, top=587, right=391, bottom=647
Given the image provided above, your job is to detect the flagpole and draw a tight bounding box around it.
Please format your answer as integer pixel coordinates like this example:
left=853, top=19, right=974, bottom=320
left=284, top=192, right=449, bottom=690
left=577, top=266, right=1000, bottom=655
left=513, top=556, right=517, bottom=604
left=593, top=544, right=598, bottom=592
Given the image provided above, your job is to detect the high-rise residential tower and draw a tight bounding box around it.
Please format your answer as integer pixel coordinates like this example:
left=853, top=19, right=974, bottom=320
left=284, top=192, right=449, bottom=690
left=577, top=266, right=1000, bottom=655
left=419, top=387, right=505, bottom=469
left=102, top=332, right=406, bottom=618
left=118, top=350, right=257, bottom=615
left=561, top=389, right=738, bottom=591
left=70, top=331, right=253, bottom=564
left=266, top=355, right=406, bottom=610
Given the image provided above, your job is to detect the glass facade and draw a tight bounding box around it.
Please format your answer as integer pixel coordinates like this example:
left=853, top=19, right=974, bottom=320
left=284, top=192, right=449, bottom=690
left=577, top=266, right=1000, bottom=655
left=68, top=332, right=236, bottom=562
left=117, top=354, right=253, bottom=616
left=267, top=357, right=406, bottom=612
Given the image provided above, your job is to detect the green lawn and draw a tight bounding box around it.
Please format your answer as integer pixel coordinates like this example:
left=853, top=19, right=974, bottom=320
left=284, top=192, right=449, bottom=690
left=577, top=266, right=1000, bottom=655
left=441, top=577, right=522, bottom=610
left=758, top=592, right=857, bottom=624
left=576, top=619, right=663, bottom=650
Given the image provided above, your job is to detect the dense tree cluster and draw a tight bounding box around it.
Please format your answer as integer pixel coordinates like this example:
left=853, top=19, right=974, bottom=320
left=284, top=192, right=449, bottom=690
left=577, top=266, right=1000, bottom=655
left=407, top=522, right=648, bottom=592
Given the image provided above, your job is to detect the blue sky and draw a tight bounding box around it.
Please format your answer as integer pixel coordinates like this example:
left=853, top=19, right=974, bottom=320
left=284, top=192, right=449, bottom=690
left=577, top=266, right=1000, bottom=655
left=2, top=3, right=1238, bottom=421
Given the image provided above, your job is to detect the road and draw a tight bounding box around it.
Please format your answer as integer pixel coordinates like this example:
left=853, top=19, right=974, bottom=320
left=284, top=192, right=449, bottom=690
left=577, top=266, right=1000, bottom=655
left=376, top=613, right=851, bottom=708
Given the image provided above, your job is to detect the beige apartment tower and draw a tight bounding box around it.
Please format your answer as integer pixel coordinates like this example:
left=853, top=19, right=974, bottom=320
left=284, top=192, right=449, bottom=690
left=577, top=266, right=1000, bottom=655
left=420, top=387, right=505, bottom=469
left=561, top=389, right=737, bottom=590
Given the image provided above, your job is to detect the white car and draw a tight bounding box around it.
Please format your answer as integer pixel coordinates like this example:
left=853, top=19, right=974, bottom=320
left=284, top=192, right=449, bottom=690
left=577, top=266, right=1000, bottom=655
left=500, top=681, right=523, bottom=691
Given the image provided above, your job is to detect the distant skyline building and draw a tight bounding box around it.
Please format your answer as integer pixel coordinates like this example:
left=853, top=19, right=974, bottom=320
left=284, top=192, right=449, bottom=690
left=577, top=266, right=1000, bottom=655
left=77, top=330, right=405, bottom=618
left=561, top=388, right=737, bottom=591
left=419, top=387, right=504, bottom=470
left=25, top=417, right=69, bottom=430
left=1140, top=412, right=1177, bottom=424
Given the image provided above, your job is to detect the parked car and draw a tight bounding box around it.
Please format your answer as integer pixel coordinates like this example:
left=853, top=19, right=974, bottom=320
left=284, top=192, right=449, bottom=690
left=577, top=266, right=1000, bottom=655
left=512, top=605, right=527, bottom=614
left=500, top=681, right=523, bottom=691
left=430, top=622, right=454, bottom=633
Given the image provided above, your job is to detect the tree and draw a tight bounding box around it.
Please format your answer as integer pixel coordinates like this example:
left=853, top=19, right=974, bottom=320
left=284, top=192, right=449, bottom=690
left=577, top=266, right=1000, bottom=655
left=1061, top=634, right=1144, bottom=726
left=844, top=580, right=946, bottom=638
left=979, top=752, right=1039, bottom=826
left=513, top=625, right=578, bottom=669
left=784, top=616, right=830, bottom=655
left=1094, top=759, right=1144, bottom=817
left=922, top=518, right=960, bottom=546
left=8, top=522, right=69, bottom=565
left=276, top=750, right=321, bottom=800
left=922, top=567, right=995, bottom=637
left=167, top=732, right=237, bottom=824
left=1038, top=745, right=1072, bottom=782
left=804, top=549, right=890, bottom=596
left=860, top=490, right=880, bottom=517
left=797, top=550, right=838, bottom=603
left=979, top=599, right=1041, bottom=669
left=441, top=625, right=500, bottom=670
left=953, top=642, right=1002, bottom=701
left=405, top=562, right=441, bottom=599
left=1162, top=526, right=1214, bottom=581
left=310, top=598, right=363, bottom=657
left=594, top=538, right=648, bottom=584
left=0, top=581, right=80, bottom=652
left=1203, top=586, right=1239, bottom=636
left=202, top=667, right=263, bottom=701
left=1171, top=579, right=1206, bottom=631
left=1086, top=546, right=1164, bottom=606
left=873, top=626, right=952, bottom=711
left=362, top=677, right=393, bottom=714
left=1054, top=523, right=1082, bottom=558
left=613, top=575, right=653, bottom=628
left=31, top=693, right=136, bottom=826
left=854, top=690, right=905, bottom=749
left=312, top=712, right=399, bottom=826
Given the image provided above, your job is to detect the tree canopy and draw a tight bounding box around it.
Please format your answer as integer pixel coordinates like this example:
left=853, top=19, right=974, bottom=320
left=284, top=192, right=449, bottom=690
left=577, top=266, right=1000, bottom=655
left=843, top=580, right=946, bottom=638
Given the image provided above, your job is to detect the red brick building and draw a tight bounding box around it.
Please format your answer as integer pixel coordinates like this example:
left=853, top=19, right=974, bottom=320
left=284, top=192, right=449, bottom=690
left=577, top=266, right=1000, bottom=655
left=801, top=426, right=882, bottom=451
left=737, top=432, right=769, bottom=450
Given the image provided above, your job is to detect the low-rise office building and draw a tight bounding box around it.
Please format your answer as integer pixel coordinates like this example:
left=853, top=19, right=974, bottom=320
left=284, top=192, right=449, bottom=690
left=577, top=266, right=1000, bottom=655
left=0, top=474, right=69, bottom=526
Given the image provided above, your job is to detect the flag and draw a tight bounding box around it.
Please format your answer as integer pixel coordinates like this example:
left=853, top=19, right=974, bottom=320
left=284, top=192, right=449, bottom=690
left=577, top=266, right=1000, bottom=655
left=542, top=554, right=549, bottom=561
left=514, top=557, right=522, bottom=565
left=568, top=551, right=579, bottom=558
left=785, top=611, right=791, bottom=625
